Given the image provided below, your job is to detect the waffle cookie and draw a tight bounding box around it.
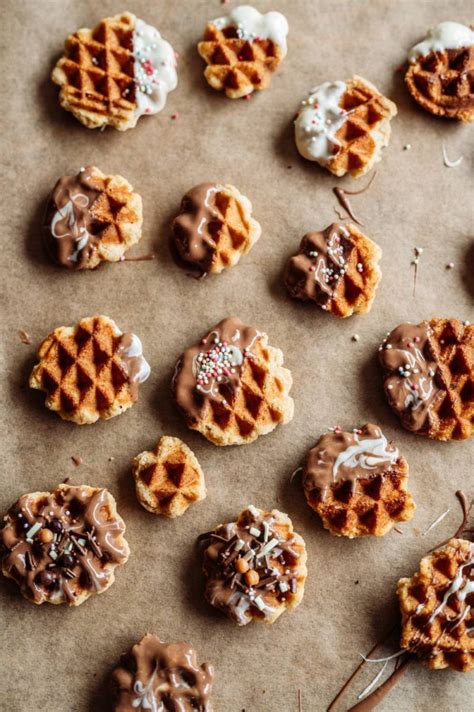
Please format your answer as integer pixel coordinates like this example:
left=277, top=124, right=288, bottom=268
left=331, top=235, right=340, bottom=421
left=284, top=222, right=382, bottom=317
left=294, top=76, right=397, bottom=178
left=171, top=183, right=261, bottom=277
left=398, top=538, right=474, bottom=671
left=112, top=633, right=214, bottom=711
left=197, top=5, right=288, bottom=98
left=51, top=12, right=177, bottom=130
left=405, top=22, right=474, bottom=122
left=0, top=484, right=129, bottom=606
left=43, top=166, right=143, bottom=269
left=172, top=317, right=294, bottom=446
left=29, top=315, right=150, bottom=425
left=200, top=505, right=307, bottom=626
left=379, top=318, right=474, bottom=441
left=132, top=436, right=206, bottom=518
left=302, top=424, right=415, bottom=538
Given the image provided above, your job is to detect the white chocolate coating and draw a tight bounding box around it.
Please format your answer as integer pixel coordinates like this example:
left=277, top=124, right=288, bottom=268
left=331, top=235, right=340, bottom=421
left=133, top=18, right=178, bottom=118
left=212, top=4, right=289, bottom=56
left=294, top=81, right=348, bottom=164
left=408, top=21, right=474, bottom=62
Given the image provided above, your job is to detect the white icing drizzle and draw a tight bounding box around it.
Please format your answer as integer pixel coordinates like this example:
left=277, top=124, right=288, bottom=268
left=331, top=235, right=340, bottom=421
left=427, top=556, right=474, bottom=624
left=294, top=81, right=348, bottom=164
left=408, top=21, right=474, bottom=62
left=442, top=143, right=464, bottom=168
left=133, top=18, right=178, bottom=118
left=51, top=193, right=90, bottom=263
left=197, top=185, right=222, bottom=236
left=133, top=668, right=160, bottom=710
left=332, top=429, right=399, bottom=481
left=212, top=4, right=289, bottom=56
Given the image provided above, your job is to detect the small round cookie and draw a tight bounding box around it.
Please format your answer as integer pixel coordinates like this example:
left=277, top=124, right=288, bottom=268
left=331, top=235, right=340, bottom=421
left=379, top=318, right=473, bottom=440
left=397, top=538, right=474, bottom=672
left=405, top=22, right=474, bottom=122
left=302, top=424, right=415, bottom=538
left=284, top=222, right=382, bottom=317
left=132, top=436, right=206, bottom=518
left=200, top=505, right=307, bottom=626
left=111, top=633, right=214, bottom=710
left=294, top=76, right=397, bottom=178
left=0, top=484, right=130, bottom=606
left=197, top=5, right=288, bottom=98
left=172, top=316, right=294, bottom=446
left=43, top=166, right=143, bottom=269
left=51, top=12, right=177, bottom=130
left=29, top=315, right=150, bottom=424
left=171, top=183, right=261, bottom=277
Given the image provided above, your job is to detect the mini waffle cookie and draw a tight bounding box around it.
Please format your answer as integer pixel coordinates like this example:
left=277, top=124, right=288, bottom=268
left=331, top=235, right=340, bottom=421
left=405, top=22, right=474, bottom=122
left=171, top=183, right=261, bottom=277
left=172, top=317, right=294, bottom=446
left=197, top=5, right=288, bottom=98
left=397, top=538, right=474, bottom=672
left=284, top=223, right=382, bottom=317
left=43, top=166, right=143, bottom=269
left=200, top=505, right=307, bottom=626
left=112, top=633, right=214, bottom=711
left=29, top=315, right=150, bottom=425
left=295, top=76, right=397, bottom=178
left=132, top=436, right=206, bottom=518
left=0, top=484, right=129, bottom=606
left=302, top=424, right=415, bottom=538
left=379, top=318, right=474, bottom=441
left=51, top=12, right=177, bottom=130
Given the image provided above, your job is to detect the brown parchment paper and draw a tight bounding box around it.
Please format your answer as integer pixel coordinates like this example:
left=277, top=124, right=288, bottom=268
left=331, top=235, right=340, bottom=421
left=1, top=1, right=473, bottom=710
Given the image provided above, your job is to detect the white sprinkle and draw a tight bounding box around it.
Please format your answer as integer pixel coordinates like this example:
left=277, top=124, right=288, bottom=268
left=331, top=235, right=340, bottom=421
left=414, top=246, right=423, bottom=256
left=446, top=262, right=454, bottom=270
left=404, top=144, right=411, bottom=150
left=25, top=522, right=42, bottom=539
left=49, top=549, right=58, bottom=561
left=249, top=526, right=261, bottom=537
left=279, top=581, right=289, bottom=593
left=253, top=596, right=266, bottom=611
left=247, top=504, right=260, bottom=518
left=242, top=549, right=255, bottom=562
left=234, top=538, right=245, bottom=552
left=463, top=320, right=470, bottom=326
left=352, top=334, right=360, bottom=342
left=422, top=508, right=450, bottom=536
left=258, top=538, right=279, bottom=557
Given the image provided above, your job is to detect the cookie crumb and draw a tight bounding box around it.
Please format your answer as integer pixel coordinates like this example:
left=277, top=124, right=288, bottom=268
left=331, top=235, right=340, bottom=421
left=71, top=455, right=82, bottom=466
left=18, top=329, right=31, bottom=345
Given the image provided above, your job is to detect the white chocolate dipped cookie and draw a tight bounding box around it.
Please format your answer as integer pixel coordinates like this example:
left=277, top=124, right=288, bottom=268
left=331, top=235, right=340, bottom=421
left=198, top=4, right=289, bottom=98
left=52, top=12, right=178, bottom=130
left=294, top=76, right=397, bottom=177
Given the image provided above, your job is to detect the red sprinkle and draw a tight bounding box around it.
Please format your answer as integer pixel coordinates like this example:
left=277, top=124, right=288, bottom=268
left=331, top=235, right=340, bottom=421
left=243, top=94, right=252, bottom=101
left=171, top=112, right=179, bottom=120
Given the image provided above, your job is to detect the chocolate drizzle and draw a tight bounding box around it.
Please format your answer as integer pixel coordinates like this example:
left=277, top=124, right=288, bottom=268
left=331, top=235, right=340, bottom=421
left=43, top=167, right=102, bottom=269
left=171, top=182, right=222, bottom=276
left=172, top=317, right=259, bottom=422
left=284, top=223, right=354, bottom=307
left=112, top=633, right=214, bottom=712
left=201, top=505, right=305, bottom=626
left=303, top=424, right=400, bottom=501
left=0, top=485, right=129, bottom=605
left=379, top=322, right=441, bottom=432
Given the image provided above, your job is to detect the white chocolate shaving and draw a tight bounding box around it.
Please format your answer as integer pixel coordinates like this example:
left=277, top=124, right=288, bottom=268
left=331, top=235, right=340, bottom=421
left=294, top=81, right=348, bottom=164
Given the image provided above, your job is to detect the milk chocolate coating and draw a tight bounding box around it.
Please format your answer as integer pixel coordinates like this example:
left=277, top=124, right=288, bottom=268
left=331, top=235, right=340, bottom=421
left=172, top=316, right=259, bottom=423
left=0, top=485, right=129, bottom=605
left=112, top=633, right=214, bottom=711
left=284, top=223, right=353, bottom=305
left=171, top=183, right=222, bottom=276
left=303, top=424, right=400, bottom=500
left=379, top=322, right=441, bottom=433
left=43, top=167, right=102, bottom=269
left=202, top=507, right=302, bottom=626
